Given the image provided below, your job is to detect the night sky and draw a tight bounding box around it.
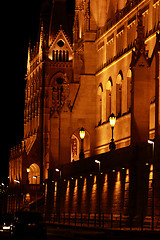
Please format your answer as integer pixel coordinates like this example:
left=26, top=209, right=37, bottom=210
left=0, top=0, right=75, bottom=184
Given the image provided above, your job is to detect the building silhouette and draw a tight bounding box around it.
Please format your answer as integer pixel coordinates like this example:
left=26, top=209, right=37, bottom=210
left=8, top=0, right=160, bottom=228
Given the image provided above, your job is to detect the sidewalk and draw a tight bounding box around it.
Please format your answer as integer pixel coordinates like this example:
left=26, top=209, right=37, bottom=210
left=47, top=226, right=105, bottom=240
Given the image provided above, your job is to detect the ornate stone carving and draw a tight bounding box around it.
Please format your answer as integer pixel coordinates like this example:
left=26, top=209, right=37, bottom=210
left=50, top=74, right=69, bottom=115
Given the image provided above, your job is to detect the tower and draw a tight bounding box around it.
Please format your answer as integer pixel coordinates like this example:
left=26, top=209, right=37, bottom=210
left=131, top=13, right=151, bottom=145
left=8, top=0, right=74, bottom=212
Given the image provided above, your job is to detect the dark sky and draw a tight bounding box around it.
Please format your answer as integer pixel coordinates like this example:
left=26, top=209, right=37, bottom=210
left=1, top=0, right=42, bottom=184
left=0, top=0, right=75, bottom=184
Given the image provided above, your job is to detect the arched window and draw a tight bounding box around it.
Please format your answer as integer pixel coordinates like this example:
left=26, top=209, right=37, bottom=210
left=70, top=129, right=91, bottom=162
left=116, top=71, right=123, bottom=117
left=56, top=50, right=58, bottom=61
left=106, top=77, right=112, bottom=121
left=97, top=83, right=103, bottom=125
left=66, top=51, right=69, bottom=61
left=53, top=50, right=55, bottom=61
left=28, top=163, right=40, bottom=184
left=63, top=50, right=65, bottom=61
left=59, top=50, right=62, bottom=61
left=127, top=69, right=132, bottom=112
left=71, top=134, right=79, bottom=162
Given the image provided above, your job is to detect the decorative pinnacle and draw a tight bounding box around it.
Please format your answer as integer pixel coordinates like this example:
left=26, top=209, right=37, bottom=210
left=134, top=12, right=148, bottom=57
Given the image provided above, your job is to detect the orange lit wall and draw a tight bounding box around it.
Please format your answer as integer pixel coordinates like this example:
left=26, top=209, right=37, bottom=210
left=64, top=180, right=70, bottom=212
left=72, top=179, right=78, bottom=212
left=61, top=169, right=131, bottom=215
left=112, top=171, right=121, bottom=214
left=147, top=164, right=153, bottom=215
left=90, top=176, right=97, bottom=213
left=81, top=178, right=87, bottom=213
left=101, top=174, right=108, bottom=212
left=123, top=169, right=130, bottom=214
left=53, top=182, right=57, bottom=212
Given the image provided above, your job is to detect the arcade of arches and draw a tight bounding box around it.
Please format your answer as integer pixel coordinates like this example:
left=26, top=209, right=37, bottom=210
left=28, top=163, right=40, bottom=184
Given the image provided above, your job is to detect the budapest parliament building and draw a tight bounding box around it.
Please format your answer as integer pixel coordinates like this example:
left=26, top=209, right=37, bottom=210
left=8, top=0, right=160, bottom=229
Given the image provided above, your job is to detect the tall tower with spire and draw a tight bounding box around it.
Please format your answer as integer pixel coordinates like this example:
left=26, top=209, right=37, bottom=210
left=24, top=0, right=74, bottom=180
left=49, top=0, right=74, bottom=45
left=9, top=0, right=74, bottom=210
left=131, top=13, right=151, bottom=145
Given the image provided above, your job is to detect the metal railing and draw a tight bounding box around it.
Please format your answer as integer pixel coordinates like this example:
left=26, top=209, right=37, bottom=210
left=46, top=212, right=160, bottom=231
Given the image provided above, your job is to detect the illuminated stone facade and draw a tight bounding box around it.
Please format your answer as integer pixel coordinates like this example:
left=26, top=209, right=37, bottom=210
left=9, top=0, right=160, bottom=224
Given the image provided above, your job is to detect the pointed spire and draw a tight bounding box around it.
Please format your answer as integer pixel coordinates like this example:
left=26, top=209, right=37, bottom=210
left=39, top=22, right=44, bottom=54
left=134, top=12, right=148, bottom=57
left=39, top=22, right=49, bottom=60
left=73, top=13, right=79, bottom=42
left=27, top=40, right=31, bottom=75
left=131, top=13, right=149, bottom=68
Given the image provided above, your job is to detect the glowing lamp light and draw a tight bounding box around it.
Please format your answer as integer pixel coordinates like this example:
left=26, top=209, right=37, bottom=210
left=95, top=160, right=100, bottom=164
left=109, top=113, right=116, bottom=127
left=3, top=225, right=11, bottom=230
left=55, top=168, right=60, bottom=172
left=27, top=168, right=30, bottom=173
left=148, top=139, right=154, bottom=144
left=79, top=127, right=85, bottom=139
left=14, top=179, right=20, bottom=183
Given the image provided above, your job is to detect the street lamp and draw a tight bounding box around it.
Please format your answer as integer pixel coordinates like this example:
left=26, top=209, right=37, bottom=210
left=95, top=160, right=101, bottom=172
left=33, top=176, right=37, bottom=184
left=148, top=139, right=155, bottom=231
left=95, top=159, right=101, bottom=227
left=33, top=176, right=38, bottom=211
left=27, top=167, right=30, bottom=184
left=79, top=127, right=85, bottom=160
left=55, top=168, right=61, bottom=179
left=55, top=168, right=62, bottom=217
left=109, top=113, right=116, bottom=150
left=14, top=179, right=20, bottom=211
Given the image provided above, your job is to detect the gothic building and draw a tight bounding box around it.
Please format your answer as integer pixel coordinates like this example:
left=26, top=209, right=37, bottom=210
left=8, top=0, right=160, bottom=227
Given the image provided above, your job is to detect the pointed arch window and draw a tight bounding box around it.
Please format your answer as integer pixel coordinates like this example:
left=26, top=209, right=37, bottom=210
left=116, top=71, right=123, bottom=117
left=97, top=83, right=103, bottom=125
left=63, top=50, right=65, bottom=61
left=70, top=129, right=91, bottom=162
left=53, top=50, right=55, bottom=61
left=106, top=77, right=112, bottom=121
left=127, top=69, right=132, bottom=112
left=28, top=163, right=40, bottom=184
left=56, top=50, right=59, bottom=61
left=59, top=50, right=62, bottom=61
left=71, top=135, right=79, bottom=162
left=66, top=51, right=69, bottom=61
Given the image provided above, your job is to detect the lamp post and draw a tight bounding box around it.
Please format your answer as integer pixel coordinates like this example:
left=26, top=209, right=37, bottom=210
left=55, top=168, right=62, bottom=217
left=33, top=176, right=37, bottom=184
left=148, top=139, right=155, bottom=231
left=33, top=176, right=38, bottom=211
left=14, top=179, right=20, bottom=211
left=27, top=167, right=30, bottom=184
left=109, top=113, right=116, bottom=150
left=79, top=127, right=85, bottom=160
left=95, top=160, right=101, bottom=172
left=95, top=160, right=101, bottom=227
left=55, top=168, right=61, bottom=179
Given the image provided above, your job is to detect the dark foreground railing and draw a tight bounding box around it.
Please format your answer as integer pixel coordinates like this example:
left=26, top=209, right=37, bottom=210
left=46, top=212, right=160, bottom=231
